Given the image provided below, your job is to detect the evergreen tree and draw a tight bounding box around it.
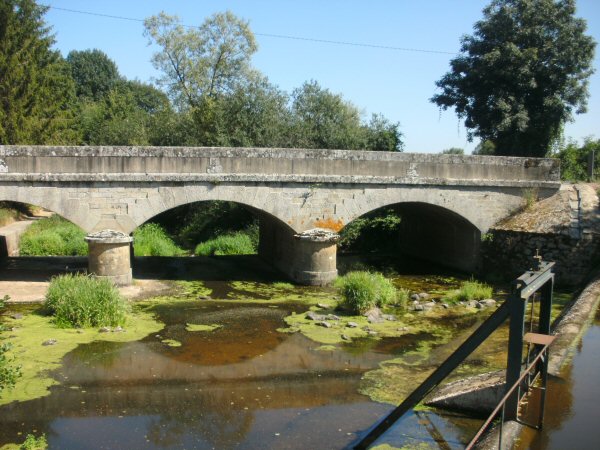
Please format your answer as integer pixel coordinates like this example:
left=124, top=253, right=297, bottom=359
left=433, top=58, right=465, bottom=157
left=0, top=0, right=77, bottom=144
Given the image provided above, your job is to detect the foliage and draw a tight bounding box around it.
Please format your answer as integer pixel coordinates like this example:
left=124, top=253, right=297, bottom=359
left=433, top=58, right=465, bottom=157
left=133, top=223, right=186, bottom=257
left=339, top=208, right=402, bottom=252
left=335, top=271, right=397, bottom=314
left=194, top=231, right=257, bottom=256
left=0, top=204, right=19, bottom=227
left=20, top=215, right=87, bottom=256
left=443, top=280, right=493, bottom=303
left=144, top=11, right=257, bottom=108
left=553, top=137, right=600, bottom=181
left=441, top=147, right=464, bottom=155
left=472, top=140, right=496, bottom=155
left=66, top=49, right=121, bottom=100
left=0, top=0, right=78, bottom=144
left=44, top=273, right=129, bottom=328
left=522, top=187, right=539, bottom=209
left=431, top=0, right=596, bottom=157
left=19, top=434, right=47, bottom=450
left=0, top=341, right=22, bottom=394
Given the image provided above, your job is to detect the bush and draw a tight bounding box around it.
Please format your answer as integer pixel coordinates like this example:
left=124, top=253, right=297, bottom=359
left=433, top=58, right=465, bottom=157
left=133, top=223, right=186, bottom=256
left=0, top=207, right=18, bottom=227
left=20, top=215, right=87, bottom=256
left=335, top=271, right=397, bottom=314
left=195, top=232, right=257, bottom=256
left=443, top=280, right=493, bottom=304
left=45, top=274, right=129, bottom=328
left=20, top=434, right=47, bottom=450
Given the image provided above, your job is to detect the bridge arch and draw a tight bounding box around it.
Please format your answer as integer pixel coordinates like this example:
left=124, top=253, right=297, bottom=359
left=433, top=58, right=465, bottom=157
left=339, top=201, right=481, bottom=272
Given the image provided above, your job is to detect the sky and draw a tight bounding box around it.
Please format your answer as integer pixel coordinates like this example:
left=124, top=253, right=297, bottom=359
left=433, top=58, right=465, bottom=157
left=42, top=0, right=600, bottom=153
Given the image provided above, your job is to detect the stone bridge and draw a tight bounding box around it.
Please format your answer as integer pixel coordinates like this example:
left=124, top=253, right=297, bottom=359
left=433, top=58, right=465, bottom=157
left=0, top=146, right=560, bottom=285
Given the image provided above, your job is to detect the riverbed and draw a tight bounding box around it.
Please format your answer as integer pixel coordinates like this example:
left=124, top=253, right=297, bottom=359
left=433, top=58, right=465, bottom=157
left=0, top=255, right=573, bottom=449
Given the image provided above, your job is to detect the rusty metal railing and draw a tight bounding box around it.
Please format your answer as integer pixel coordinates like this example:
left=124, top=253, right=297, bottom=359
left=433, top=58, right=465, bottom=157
left=465, top=332, right=555, bottom=450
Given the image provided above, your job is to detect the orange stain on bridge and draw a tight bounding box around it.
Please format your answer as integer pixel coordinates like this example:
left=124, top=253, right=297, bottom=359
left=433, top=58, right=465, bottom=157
left=313, top=218, right=344, bottom=232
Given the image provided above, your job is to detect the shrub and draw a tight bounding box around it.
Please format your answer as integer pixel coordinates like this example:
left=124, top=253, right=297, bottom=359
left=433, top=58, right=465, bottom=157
left=133, top=223, right=186, bottom=256
left=443, top=280, right=493, bottom=304
left=20, top=215, right=87, bottom=256
left=0, top=207, right=18, bottom=227
left=195, top=232, right=257, bottom=256
left=20, top=434, right=47, bottom=450
left=45, top=274, right=129, bottom=328
left=335, top=271, right=397, bottom=314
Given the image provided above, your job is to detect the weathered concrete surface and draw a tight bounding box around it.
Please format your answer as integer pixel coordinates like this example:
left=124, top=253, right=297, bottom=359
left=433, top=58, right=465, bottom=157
left=0, top=146, right=561, bottom=283
left=85, top=230, right=134, bottom=286
left=483, top=183, right=600, bottom=285
left=0, top=219, right=34, bottom=257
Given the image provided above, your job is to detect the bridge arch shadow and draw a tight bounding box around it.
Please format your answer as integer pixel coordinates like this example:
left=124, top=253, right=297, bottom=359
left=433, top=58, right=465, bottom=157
left=130, top=200, right=296, bottom=283
left=339, top=202, right=482, bottom=273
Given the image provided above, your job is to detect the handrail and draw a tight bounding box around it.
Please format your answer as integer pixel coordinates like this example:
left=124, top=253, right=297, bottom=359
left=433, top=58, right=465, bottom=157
left=465, top=336, right=554, bottom=449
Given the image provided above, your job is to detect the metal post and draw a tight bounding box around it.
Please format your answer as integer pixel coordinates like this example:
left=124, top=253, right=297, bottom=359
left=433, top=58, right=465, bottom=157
left=505, top=292, right=527, bottom=420
left=538, top=276, right=553, bottom=335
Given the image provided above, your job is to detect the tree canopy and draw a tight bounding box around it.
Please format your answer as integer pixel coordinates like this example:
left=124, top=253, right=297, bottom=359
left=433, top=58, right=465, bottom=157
left=0, top=0, right=76, bottom=144
left=431, top=0, right=596, bottom=157
left=66, top=49, right=121, bottom=100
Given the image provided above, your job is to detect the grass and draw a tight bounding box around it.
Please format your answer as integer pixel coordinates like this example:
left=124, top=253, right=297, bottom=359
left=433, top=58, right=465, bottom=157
left=19, top=215, right=87, bottom=256
left=443, top=279, right=493, bottom=304
left=44, top=274, right=129, bottom=328
left=0, top=207, right=19, bottom=227
left=522, top=187, right=539, bottom=210
left=335, top=271, right=397, bottom=314
left=133, top=223, right=186, bottom=257
left=194, top=232, right=257, bottom=256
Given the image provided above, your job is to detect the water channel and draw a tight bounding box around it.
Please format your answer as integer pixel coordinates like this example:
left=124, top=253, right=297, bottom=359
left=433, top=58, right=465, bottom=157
left=0, top=255, right=578, bottom=449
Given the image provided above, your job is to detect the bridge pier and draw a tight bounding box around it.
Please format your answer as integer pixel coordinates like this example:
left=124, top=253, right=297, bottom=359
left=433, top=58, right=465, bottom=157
left=85, top=230, right=133, bottom=286
left=258, top=217, right=338, bottom=286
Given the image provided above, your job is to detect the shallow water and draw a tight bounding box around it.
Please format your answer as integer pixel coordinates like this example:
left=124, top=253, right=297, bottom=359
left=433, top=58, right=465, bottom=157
left=0, top=255, right=573, bottom=449
left=516, top=305, right=600, bottom=450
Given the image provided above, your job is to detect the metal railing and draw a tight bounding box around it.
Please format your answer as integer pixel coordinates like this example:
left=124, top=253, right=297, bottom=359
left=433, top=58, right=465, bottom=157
left=466, top=333, right=554, bottom=449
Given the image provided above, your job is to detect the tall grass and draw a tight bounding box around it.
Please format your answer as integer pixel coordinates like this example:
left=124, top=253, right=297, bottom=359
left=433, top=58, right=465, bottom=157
left=0, top=207, right=19, bottom=227
left=133, top=223, right=186, bottom=256
left=20, top=215, right=87, bottom=256
left=335, top=271, right=397, bottom=314
left=443, top=280, right=493, bottom=304
left=45, top=273, right=129, bottom=328
left=195, top=232, right=257, bottom=256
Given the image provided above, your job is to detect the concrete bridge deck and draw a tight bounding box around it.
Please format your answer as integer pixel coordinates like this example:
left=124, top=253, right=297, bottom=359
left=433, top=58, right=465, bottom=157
left=0, top=146, right=561, bottom=285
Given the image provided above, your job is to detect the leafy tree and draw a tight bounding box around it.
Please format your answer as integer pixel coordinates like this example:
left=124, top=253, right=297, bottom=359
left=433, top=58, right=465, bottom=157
left=290, top=80, right=366, bottom=150
left=431, top=0, right=596, bottom=157
left=472, top=140, right=496, bottom=155
left=144, top=11, right=257, bottom=109
left=0, top=0, right=77, bottom=144
left=553, top=137, right=599, bottom=181
left=66, top=49, right=121, bottom=100
left=364, top=114, right=403, bottom=152
left=441, top=147, right=464, bottom=155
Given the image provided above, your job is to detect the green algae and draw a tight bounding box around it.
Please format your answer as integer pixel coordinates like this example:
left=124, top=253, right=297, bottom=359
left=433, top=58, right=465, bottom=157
left=161, top=339, right=182, bottom=347
left=0, top=306, right=163, bottom=406
left=185, top=323, right=221, bottom=332
left=315, top=345, right=337, bottom=352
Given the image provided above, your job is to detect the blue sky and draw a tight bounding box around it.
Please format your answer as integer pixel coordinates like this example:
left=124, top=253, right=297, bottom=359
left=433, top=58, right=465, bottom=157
left=43, top=0, right=600, bottom=153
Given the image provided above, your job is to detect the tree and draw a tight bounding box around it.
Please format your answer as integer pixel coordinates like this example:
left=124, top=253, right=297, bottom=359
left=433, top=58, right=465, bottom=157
left=144, top=11, right=257, bottom=109
left=364, top=114, right=403, bottom=152
left=553, top=137, right=599, bottom=181
left=431, top=0, right=596, bottom=157
left=472, top=140, right=496, bottom=155
left=66, top=49, right=121, bottom=100
left=290, top=80, right=366, bottom=150
left=441, top=147, right=464, bottom=155
left=0, top=0, right=77, bottom=144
